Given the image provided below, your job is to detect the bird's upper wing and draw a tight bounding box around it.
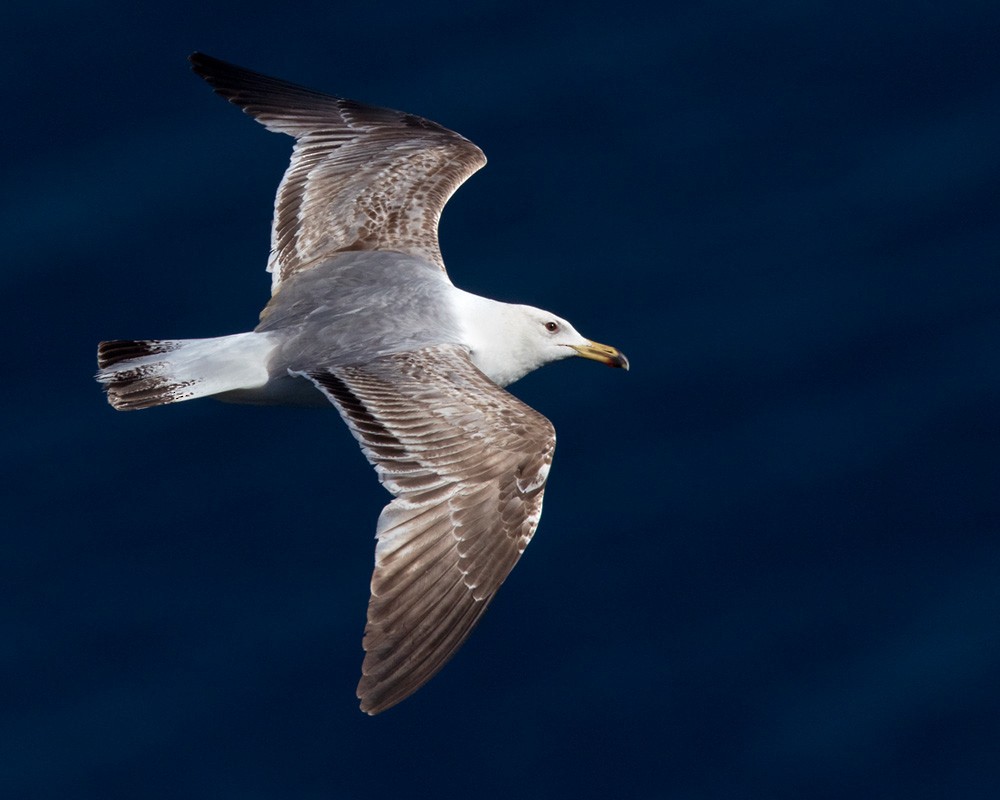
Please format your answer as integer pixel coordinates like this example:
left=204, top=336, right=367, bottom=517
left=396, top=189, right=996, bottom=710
left=189, top=52, right=486, bottom=293
left=296, top=344, right=555, bottom=714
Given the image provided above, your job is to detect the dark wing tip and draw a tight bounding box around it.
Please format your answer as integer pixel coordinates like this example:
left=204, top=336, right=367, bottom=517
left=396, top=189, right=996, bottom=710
left=188, top=51, right=274, bottom=97
left=187, top=50, right=212, bottom=71
left=188, top=51, right=256, bottom=105
left=188, top=51, right=240, bottom=85
left=185, top=51, right=347, bottom=129
left=188, top=51, right=257, bottom=82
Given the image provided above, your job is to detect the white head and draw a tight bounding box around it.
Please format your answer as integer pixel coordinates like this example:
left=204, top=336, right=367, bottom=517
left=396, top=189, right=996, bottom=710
left=460, top=297, right=628, bottom=387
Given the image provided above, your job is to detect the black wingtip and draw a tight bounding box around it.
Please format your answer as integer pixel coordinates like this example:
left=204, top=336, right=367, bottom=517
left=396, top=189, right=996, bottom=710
left=185, top=51, right=320, bottom=112
left=188, top=51, right=233, bottom=82
left=188, top=50, right=209, bottom=72
left=188, top=51, right=262, bottom=85
left=186, top=52, right=275, bottom=111
left=188, top=51, right=220, bottom=69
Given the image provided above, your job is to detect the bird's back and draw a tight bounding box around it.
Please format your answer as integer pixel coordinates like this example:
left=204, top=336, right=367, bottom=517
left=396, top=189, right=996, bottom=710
left=257, top=250, right=466, bottom=373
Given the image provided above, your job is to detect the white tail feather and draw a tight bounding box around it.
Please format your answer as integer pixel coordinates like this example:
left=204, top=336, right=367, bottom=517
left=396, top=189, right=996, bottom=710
left=96, top=332, right=278, bottom=410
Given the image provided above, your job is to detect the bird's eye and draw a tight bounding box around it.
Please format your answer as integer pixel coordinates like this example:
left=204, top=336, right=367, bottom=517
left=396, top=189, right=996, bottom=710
left=545, top=321, right=559, bottom=333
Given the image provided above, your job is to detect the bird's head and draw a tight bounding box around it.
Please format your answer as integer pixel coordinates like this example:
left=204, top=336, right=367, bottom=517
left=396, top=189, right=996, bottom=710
left=508, top=304, right=629, bottom=377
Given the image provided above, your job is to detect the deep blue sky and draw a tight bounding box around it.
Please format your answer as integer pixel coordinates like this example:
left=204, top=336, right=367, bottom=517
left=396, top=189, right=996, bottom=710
left=3, top=2, right=1000, bottom=798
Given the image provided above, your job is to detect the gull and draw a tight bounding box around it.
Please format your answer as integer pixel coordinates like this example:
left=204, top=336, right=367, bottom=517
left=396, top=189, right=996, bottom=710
left=96, top=53, right=628, bottom=714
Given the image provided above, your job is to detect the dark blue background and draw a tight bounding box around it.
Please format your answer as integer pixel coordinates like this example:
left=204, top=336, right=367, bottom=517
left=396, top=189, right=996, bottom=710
left=3, top=2, right=999, bottom=797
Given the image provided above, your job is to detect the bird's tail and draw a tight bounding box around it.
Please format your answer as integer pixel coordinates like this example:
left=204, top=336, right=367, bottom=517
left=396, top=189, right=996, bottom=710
left=96, top=332, right=277, bottom=411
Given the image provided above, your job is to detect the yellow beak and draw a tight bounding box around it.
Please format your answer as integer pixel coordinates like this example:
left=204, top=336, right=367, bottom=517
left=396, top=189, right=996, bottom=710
left=569, top=340, right=630, bottom=370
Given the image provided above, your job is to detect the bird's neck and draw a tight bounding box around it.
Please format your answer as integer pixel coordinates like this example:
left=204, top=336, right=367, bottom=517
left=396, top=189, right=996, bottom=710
left=450, top=290, right=545, bottom=387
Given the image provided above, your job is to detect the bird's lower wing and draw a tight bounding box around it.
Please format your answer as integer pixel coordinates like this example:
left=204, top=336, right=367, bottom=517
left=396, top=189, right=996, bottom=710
left=295, top=344, right=555, bottom=714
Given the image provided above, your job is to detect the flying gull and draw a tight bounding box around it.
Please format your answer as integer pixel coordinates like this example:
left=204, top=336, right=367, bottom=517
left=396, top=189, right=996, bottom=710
left=96, top=52, right=628, bottom=714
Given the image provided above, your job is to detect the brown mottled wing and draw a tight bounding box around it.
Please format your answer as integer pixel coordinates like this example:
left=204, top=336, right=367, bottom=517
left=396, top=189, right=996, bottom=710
left=295, top=345, right=555, bottom=715
left=189, top=53, right=486, bottom=292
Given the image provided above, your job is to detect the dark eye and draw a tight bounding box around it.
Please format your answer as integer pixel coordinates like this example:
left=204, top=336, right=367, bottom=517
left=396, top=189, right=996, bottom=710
left=545, top=321, right=559, bottom=333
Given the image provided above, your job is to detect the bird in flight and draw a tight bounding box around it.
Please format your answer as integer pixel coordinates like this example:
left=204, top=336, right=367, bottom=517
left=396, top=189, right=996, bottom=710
left=97, top=53, right=628, bottom=714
